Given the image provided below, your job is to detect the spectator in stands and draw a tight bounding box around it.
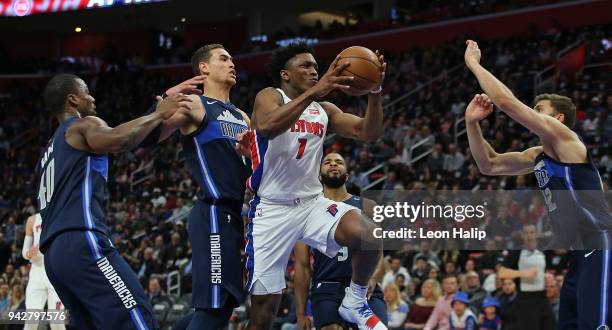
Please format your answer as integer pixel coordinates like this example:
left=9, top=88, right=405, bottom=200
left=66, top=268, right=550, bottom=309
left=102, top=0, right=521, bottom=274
left=383, top=256, right=411, bottom=289
left=395, top=273, right=407, bottom=293
left=448, top=292, right=477, bottom=330
left=171, top=198, right=191, bottom=217
left=443, top=144, right=465, bottom=174
left=545, top=274, right=560, bottom=323
left=137, top=247, right=163, bottom=283
left=487, top=204, right=515, bottom=245
left=151, top=187, right=167, bottom=208
left=1, top=264, right=14, bottom=285
left=382, top=171, right=403, bottom=201
left=428, top=267, right=440, bottom=282
left=443, top=261, right=459, bottom=277
left=479, top=240, right=499, bottom=276
left=496, top=279, right=518, bottom=330
left=0, top=283, right=9, bottom=313
left=20, top=197, right=35, bottom=217
left=413, top=241, right=441, bottom=269
left=425, top=274, right=459, bottom=330
left=426, top=144, right=445, bottom=177
left=146, top=276, right=166, bottom=303
left=3, top=216, right=15, bottom=243
left=152, top=234, right=166, bottom=263
left=405, top=278, right=441, bottom=330
left=384, top=283, right=409, bottom=330
left=464, top=271, right=487, bottom=308
left=9, top=284, right=24, bottom=312
left=479, top=297, right=501, bottom=330
left=464, top=259, right=477, bottom=274
left=164, top=232, right=187, bottom=266
left=412, top=256, right=431, bottom=284
left=402, top=127, right=420, bottom=164
left=9, top=243, right=24, bottom=269
left=460, top=165, right=481, bottom=190
left=482, top=258, right=504, bottom=294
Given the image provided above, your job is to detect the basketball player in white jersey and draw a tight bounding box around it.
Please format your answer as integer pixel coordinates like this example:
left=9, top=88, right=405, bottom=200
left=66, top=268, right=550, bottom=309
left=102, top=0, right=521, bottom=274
left=246, top=43, right=387, bottom=330
left=22, top=213, right=65, bottom=330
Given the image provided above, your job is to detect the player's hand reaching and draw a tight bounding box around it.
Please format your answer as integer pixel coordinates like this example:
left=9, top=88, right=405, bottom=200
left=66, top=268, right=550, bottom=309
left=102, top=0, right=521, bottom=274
left=165, top=75, right=207, bottom=96
left=154, top=93, right=193, bottom=120
left=372, top=50, right=387, bottom=93
left=465, top=93, right=493, bottom=124
left=464, top=40, right=482, bottom=67
left=296, top=314, right=312, bottom=330
left=235, top=130, right=252, bottom=158
left=312, top=55, right=353, bottom=100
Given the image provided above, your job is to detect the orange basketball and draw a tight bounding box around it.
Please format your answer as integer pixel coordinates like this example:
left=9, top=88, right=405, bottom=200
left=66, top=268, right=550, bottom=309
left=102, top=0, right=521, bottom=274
left=336, top=46, right=382, bottom=96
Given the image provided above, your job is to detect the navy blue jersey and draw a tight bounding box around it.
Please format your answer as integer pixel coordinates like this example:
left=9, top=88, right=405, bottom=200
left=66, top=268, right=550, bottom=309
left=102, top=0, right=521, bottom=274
left=534, top=148, right=612, bottom=249
left=181, top=96, right=249, bottom=203
left=312, top=195, right=363, bottom=284
left=37, top=117, right=110, bottom=253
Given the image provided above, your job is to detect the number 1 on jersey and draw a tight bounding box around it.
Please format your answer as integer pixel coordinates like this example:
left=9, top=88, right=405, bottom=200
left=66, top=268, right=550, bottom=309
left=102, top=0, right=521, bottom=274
left=296, top=138, right=307, bottom=159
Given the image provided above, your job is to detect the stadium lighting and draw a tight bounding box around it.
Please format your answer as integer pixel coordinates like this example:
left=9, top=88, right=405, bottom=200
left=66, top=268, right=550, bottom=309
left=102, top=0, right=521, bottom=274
left=181, top=17, right=186, bottom=23
left=75, top=27, right=82, bottom=33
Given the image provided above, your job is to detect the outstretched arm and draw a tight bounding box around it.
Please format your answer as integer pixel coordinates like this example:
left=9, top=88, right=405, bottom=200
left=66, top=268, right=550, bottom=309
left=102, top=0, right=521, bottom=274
left=67, top=94, right=191, bottom=153
left=464, top=40, right=576, bottom=145
left=498, top=266, right=538, bottom=280
left=159, top=94, right=204, bottom=141
left=325, top=51, right=386, bottom=141
left=252, top=56, right=352, bottom=139
left=465, top=94, right=541, bottom=175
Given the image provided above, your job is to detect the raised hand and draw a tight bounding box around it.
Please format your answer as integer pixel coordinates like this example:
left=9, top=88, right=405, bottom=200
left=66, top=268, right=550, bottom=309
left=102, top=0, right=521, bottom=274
left=165, top=75, right=207, bottom=96
left=373, top=50, right=387, bottom=92
left=155, top=93, right=193, bottom=120
left=235, top=130, right=252, bottom=158
left=465, top=93, right=493, bottom=124
left=312, top=55, right=354, bottom=99
left=465, top=40, right=482, bottom=66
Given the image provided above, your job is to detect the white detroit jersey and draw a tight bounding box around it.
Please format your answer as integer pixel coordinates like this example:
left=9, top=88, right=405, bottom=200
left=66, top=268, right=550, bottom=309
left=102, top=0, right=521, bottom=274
left=248, top=88, right=328, bottom=201
left=25, top=214, right=65, bottom=330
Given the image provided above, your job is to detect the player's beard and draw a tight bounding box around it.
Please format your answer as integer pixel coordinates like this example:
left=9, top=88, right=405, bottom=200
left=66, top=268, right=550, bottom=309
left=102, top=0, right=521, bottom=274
left=321, top=172, right=348, bottom=189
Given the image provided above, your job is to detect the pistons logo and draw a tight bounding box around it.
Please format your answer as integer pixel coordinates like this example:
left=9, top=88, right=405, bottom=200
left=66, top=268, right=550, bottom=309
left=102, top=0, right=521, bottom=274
left=327, top=204, right=338, bottom=217
left=13, top=0, right=32, bottom=16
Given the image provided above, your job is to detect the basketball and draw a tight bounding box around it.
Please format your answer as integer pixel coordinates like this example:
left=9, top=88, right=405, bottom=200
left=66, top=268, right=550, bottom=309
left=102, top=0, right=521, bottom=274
left=336, top=46, right=382, bottom=96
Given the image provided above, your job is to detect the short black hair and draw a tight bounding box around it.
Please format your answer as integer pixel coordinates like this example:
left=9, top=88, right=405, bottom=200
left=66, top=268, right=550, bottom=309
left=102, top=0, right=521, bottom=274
left=533, top=93, right=576, bottom=129
left=268, top=42, right=314, bottom=86
left=43, top=74, right=81, bottom=115
left=190, top=44, right=225, bottom=75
